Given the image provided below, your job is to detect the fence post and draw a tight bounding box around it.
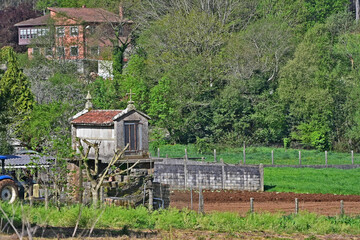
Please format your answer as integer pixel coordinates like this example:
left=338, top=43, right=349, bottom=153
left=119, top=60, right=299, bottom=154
left=352, top=151, right=354, bottom=165
left=340, top=200, right=344, bottom=215
left=157, top=148, right=160, bottom=158
left=184, top=149, right=188, bottom=189
left=295, top=198, right=299, bottom=215
left=148, top=185, right=153, bottom=211
left=166, top=154, right=168, bottom=158
left=243, top=149, right=246, bottom=165
left=198, top=171, right=204, bottom=214
left=214, top=149, right=217, bottom=163
left=271, top=150, right=274, bottom=165
left=250, top=198, right=254, bottom=213
left=325, top=151, right=328, bottom=166
left=299, top=151, right=301, bottom=165
left=259, top=164, right=264, bottom=192
left=190, top=185, right=193, bottom=210
left=201, top=157, right=204, bottom=162
left=221, top=158, right=225, bottom=190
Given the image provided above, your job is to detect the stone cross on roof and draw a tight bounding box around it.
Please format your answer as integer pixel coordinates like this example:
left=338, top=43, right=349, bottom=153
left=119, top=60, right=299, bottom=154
left=126, top=89, right=136, bottom=103
left=125, top=89, right=136, bottom=110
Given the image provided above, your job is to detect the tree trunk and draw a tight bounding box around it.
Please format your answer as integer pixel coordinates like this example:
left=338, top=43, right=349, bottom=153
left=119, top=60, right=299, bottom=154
left=91, top=188, right=98, bottom=207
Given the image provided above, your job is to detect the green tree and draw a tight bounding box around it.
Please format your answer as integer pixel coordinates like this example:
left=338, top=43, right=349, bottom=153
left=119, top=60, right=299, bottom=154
left=138, top=10, right=226, bottom=142
left=0, top=47, right=34, bottom=116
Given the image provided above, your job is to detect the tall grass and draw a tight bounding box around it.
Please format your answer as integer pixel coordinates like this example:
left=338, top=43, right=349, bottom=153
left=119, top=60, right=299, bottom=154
left=150, top=144, right=360, bottom=165
left=265, top=168, right=360, bottom=195
left=2, top=203, right=360, bottom=234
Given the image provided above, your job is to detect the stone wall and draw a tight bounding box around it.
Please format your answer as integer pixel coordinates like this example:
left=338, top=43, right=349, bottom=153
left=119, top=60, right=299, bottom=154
left=154, top=159, right=264, bottom=191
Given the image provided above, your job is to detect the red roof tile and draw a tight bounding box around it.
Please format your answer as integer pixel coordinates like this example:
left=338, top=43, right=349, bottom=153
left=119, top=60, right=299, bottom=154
left=49, top=7, right=121, bottom=23
left=14, top=15, right=50, bottom=27
left=71, top=110, right=122, bottom=125
left=15, top=7, right=123, bottom=27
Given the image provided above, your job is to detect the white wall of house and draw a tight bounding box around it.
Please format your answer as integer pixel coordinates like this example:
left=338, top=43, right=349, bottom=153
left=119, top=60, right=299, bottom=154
left=98, top=60, right=113, bottom=79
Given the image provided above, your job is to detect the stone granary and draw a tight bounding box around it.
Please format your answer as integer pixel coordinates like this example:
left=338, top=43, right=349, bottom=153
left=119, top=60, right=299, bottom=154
left=70, top=92, right=150, bottom=162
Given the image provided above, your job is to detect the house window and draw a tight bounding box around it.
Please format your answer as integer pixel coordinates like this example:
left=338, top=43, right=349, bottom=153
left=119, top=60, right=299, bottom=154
left=56, top=47, right=65, bottom=57
left=38, top=28, right=49, bottom=36
left=31, top=29, right=37, bottom=38
left=90, top=46, right=99, bottom=56
left=70, top=26, right=78, bottom=36
left=20, top=29, right=26, bottom=39
left=124, top=122, right=139, bottom=151
left=26, top=29, right=31, bottom=38
left=56, top=27, right=65, bottom=37
left=70, top=46, right=78, bottom=56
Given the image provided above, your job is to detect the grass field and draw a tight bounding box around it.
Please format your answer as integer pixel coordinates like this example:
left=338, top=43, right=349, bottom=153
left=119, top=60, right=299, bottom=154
left=264, top=168, right=360, bottom=195
left=2, top=203, right=360, bottom=235
left=150, top=144, right=360, bottom=165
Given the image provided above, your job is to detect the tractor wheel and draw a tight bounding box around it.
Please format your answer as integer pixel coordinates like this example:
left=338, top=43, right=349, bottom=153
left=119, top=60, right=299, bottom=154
left=0, top=179, right=18, bottom=203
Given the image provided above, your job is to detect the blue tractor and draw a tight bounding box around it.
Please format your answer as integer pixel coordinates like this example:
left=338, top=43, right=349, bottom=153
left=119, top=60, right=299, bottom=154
left=0, top=155, right=19, bottom=203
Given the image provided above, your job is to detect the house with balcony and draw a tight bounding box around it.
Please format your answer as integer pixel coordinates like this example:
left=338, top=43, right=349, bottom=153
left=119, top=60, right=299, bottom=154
left=14, top=6, right=132, bottom=78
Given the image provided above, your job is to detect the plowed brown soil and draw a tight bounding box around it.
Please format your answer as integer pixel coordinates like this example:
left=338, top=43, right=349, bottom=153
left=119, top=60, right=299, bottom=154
left=170, top=190, right=360, bottom=215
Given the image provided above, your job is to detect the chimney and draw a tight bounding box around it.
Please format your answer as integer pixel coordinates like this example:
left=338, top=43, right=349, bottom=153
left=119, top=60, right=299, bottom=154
left=119, top=5, right=123, bottom=20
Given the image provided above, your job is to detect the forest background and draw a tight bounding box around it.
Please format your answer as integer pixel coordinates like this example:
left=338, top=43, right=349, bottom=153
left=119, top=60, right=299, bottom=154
left=1, top=0, right=360, bottom=156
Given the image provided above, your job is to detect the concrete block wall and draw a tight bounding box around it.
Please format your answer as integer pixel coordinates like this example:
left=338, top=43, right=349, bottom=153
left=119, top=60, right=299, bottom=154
left=154, top=159, right=264, bottom=191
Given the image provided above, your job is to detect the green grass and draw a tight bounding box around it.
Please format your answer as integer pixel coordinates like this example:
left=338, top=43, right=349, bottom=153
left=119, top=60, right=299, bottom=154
left=150, top=144, right=360, bottom=165
left=264, top=168, right=360, bottom=195
left=2, top=203, right=360, bottom=235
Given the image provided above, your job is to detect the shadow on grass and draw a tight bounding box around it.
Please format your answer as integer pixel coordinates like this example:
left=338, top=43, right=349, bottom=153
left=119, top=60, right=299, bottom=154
left=264, top=185, right=276, bottom=191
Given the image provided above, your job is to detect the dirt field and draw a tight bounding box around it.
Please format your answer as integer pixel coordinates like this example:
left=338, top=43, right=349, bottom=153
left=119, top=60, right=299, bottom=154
left=170, top=190, right=360, bottom=216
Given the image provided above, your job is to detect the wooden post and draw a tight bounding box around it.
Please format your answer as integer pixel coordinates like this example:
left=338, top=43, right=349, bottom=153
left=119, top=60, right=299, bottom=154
left=243, top=141, right=246, bottom=164
left=250, top=198, right=254, bottom=213
left=299, top=151, right=301, bottom=165
left=143, top=184, right=146, bottom=205
left=221, top=158, right=225, bottom=190
left=325, top=151, right=328, bottom=166
left=166, top=154, right=168, bottom=158
left=352, top=151, right=354, bottom=165
left=198, top=185, right=204, bottom=214
left=79, top=159, right=83, bottom=204
left=127, top=160, right=129, bottom=182
left=190, top=185, right=193, bottom=210
left=243, top=149, right=246, bottom=165
left=184, top=149, right=188, bottom=189
left=295, top=198, right=299, bottom=215
left=28, top=184, right=33, bottom=206
left=45, top=185, right=49, bottom=210
left=201, top=157, right=204, bottom=162
left=340, top=200, right=344, bottom=215
left=157, top=148, right=160, bottom=158
left=259, top=164, right=264, bottom=192
left=271, top=150, right=274, bottom=165
left=149, top=187, right=153, bottom=211
left=214, top=149, right=217, bottom=163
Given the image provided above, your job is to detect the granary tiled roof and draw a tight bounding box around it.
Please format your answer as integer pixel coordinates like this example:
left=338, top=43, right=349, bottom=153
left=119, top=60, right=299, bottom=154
left=71, top=110, right=122, bottom=125
left=14, top=15, right=50, bottom=27
left=48, top=7, right=121, bottom=23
